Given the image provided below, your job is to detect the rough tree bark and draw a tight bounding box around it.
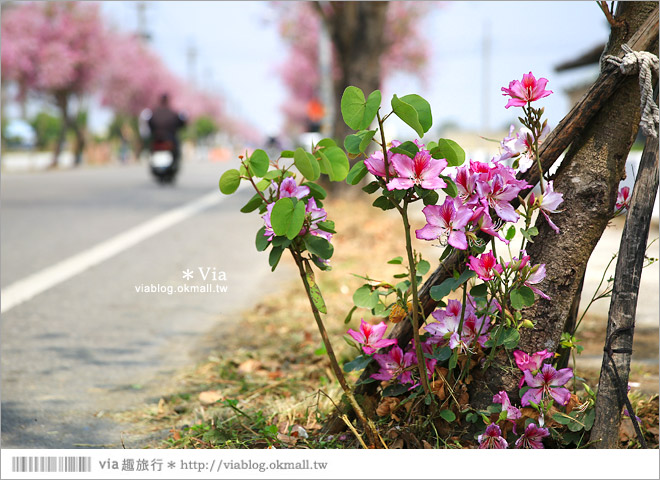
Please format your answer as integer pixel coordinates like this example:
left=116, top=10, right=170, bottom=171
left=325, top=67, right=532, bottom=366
left=314, top=2, right=389, bottom=143
left=590, top=128, right=659, bottom=448
left=469, top=1, right=659, bottom=411
left=324, top=2, right=658, bottom=433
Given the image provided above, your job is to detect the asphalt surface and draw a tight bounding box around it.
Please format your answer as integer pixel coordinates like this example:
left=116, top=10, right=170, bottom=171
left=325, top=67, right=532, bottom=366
left=1, top=159, right=290, bottom=448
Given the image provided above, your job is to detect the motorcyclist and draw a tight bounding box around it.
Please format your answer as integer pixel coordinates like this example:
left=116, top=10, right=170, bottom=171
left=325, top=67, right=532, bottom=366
left=146, top=93, right=187, bottom=173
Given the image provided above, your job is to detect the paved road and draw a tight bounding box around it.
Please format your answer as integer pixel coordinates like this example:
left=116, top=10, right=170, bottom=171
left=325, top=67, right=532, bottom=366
left=1, top=159, right=290, bottom=448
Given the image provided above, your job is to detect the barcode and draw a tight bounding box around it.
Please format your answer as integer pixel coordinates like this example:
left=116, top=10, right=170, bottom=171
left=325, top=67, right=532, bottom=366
left=11, top=456, right=92, bottom=473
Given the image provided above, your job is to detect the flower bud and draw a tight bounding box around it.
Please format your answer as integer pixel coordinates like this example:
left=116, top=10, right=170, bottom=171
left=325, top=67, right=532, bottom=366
left=521, top=319, right=535, bottom=329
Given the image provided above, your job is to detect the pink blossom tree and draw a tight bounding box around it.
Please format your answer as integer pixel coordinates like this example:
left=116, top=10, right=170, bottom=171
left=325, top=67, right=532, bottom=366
left=274, top=2, right=432, bottom=141
left=1, top=1, right=109, bottom=166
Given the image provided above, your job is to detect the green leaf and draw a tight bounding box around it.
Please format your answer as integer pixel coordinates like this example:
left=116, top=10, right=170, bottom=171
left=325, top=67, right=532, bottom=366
left=442, top=176, right=458, bottom=198
left=373, top=195, right=396, bottom=211
left=305, top=262, right=327, bottom=314
left=304, top=235, right=334, bottom=260
left=388, top=256, right=403, bottom=265
left=345, top=130, right=377, bottom=154
left=430, top=278, right=455, bottom=302
left=362, top=181, right=381, bottom=194
left=269, top=246, right=284, bottom=271
left=346, top=161, right=369, bottom=185
left=390, top=140, right=419, bottom=159
left=317, top=138, right=336, bottom=148
left=255, top=179, right=270, bottom=191
left=439, top=409, right=456, bottom=422
left=435, top=346, right=452, bottom=362
left=502, top=328, right=520, bottom=350
left=272, top=236, right=291, bottom=248
left=285, top=200, right=306, bottom=240
left=391, top=94, right=425, bottom=137
left=263, top=170, right=283, bottom=180
left=240, top=193, right=263, bottom=213
left=343, top=355, right=372, bottom=373
left=417, top=260, right=431, bottom=276
left=294, top=147, right=320, bottom=181
left=353, top=285, right=379, bottom=309
left=399, top=94, right=432, bottom=134
left=382, top=383, right=409, bottom=397
left=344, top=305, right=358, bottom=324
left=584, top=408, right=595, bottom=430
left=448, top=350, right=458, bottom=370
left=431, top=139, right=466, bottom=167
left=219, top=169, right=241, bottom=194
left=317, top=220, right=336, bottom=234
left=248, top=149, right=269, bottom=177
left=510, top=286, right=536, bottom=310
left=318, top=146, right=350, bottom=182
left=280, top=150, right=294, bottom=158
left=270, top=198, right=294, bottom=237
left=340, top=86, right=381, bottom=130
left=429, top=270, right=476, bottom=301
left=303, top=181, right=327, bottom=200
left=423, top=190, right=439, bottom=206
left=255, top=226, right=269, bottom=252
left=470, top=283, right=488, bottom=298
left=505, top=225, right=516, bottom=241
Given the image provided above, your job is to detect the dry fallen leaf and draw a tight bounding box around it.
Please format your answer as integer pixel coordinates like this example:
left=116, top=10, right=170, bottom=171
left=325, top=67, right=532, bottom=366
left=238, top=359, right=262, bottom=374
left=277, top=433, right=298, bottom=446
left=198, top=390, right=223, bottom=406
left=422, top=440, right=433, bottom=449
left=390, top=438, right=404, bottom=449
left=376, top=397, right=401, bottom=417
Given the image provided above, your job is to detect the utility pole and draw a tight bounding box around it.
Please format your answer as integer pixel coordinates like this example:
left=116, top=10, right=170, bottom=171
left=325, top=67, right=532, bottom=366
left=481, top=19, right=491, bottom=132
left=136, top=2, right=151, bottom=42
left=318, top=7, right=334, bottom=137
left=187, top=41, right=198, bottom=87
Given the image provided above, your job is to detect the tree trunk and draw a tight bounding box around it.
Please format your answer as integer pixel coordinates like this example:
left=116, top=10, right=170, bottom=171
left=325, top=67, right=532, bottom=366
left=469, top=1, right=659, bottom=411
left=71, top=119, right=85, bottom=166
left=324, top=2, right=658, bottom=434
left=317, top=2, right=389, bottom=144
left=52, top=92, right=71, bottom=168
left=590, top=128, right=659, bottom=448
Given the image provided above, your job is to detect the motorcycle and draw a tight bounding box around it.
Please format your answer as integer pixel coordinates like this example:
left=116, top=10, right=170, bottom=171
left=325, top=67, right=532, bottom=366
left=149, top=140, right=179, bottom=184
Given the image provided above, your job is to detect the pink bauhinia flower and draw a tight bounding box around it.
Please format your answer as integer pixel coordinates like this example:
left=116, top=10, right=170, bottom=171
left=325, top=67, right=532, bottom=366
left=415, top=198, right=473, bottom=249
left=502, top=72, right=553, bottom=108
left=347, top=319, right=397, bottom=355
left=525, top=263, right=551, bottom=300
left=477, top=174, right=521, bottom=222
left=371, top=345, right=416, bottom=384
left=513, top=349, right=554, bottom=371
left=538, top=180, right=564, bottom=234
left=515, top=422, right=549, bottom=449
left=522, top=364, right=573, bottom=407
left=262, top=203, right=276, bottom=241
left=478, top=423, right=508, bottom=449
left=616, top=186, right=631, bottom=210
left=305, top=198, right=332, bottom=241
left=513, top=349, right=554, bottom=388
left=277, top=177, right=310, bottom=199
left=364, top=150, right=397, bottom=178
left=493, top=390, right=522, bottom=421
left=467, top=252, right=503, bottom=281
left=386, top=149, right=447, bottom=191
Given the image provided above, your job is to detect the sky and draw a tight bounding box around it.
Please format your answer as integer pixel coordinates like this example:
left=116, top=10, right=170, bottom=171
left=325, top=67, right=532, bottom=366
left=96, top=1, right=611, bottom=138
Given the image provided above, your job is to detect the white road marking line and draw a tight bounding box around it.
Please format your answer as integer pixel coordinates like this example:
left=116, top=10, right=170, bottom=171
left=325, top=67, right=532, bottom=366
left=1, top=190, right=225, bottom=314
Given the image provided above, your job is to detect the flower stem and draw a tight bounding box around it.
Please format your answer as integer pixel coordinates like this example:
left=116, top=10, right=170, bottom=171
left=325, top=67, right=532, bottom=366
left=400, top=203, right=431, bottom=396
left=376, top=110, right=391, bottom=184
left=289, top=248, right=378, bottom=447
